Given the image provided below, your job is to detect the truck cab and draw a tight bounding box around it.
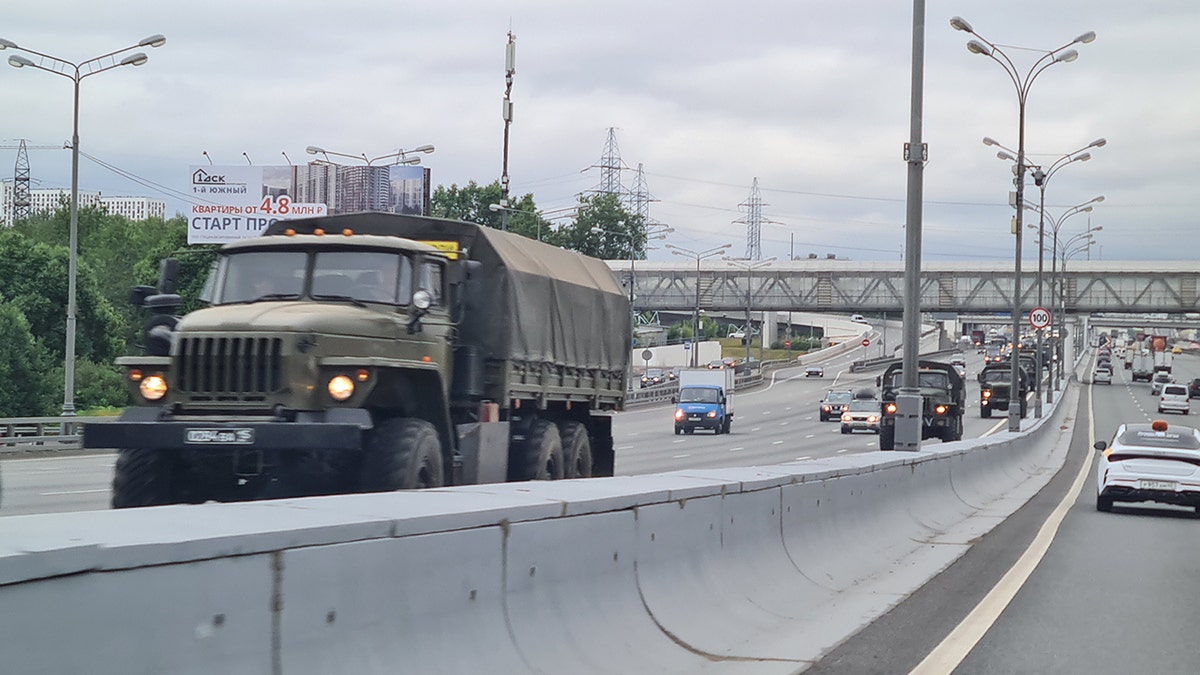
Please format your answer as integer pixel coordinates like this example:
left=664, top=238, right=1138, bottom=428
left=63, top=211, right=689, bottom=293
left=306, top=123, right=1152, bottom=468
left=674, top=368, right=735, bottom=434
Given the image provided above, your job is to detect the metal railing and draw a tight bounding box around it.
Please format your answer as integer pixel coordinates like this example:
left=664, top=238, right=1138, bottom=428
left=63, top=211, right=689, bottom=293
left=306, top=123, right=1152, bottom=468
left=0, top=416, right=89, bottom=453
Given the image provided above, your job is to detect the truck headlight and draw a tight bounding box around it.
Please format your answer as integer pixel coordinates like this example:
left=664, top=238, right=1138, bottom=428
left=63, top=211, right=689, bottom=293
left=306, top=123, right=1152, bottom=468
left=674, top=409, right=685, bottom=420
left=935, top=405, right=948, bottom=414
left=139, top=374, right=168, bottom=401
left=884, top=402, right=897, bottom=414
left=707, top=410, right=717, bottom=418
left=982, top=390, right=992, bottom=398
left=328, top=374, right=355, bottom=401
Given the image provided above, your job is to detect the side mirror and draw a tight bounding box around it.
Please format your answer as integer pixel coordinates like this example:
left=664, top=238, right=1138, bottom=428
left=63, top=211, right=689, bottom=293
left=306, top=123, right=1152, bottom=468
left=875, top=376, right=881, bottom=387
left=1093, top=440, right=1107, bottom=451
left=157, top=258, right=180, bottom=295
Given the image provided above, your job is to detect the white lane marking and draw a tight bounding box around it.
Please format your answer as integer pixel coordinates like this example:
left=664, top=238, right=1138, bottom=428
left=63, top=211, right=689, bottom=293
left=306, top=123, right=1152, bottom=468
left=780, top=421, right=790, bottom=426
left=795, top=456, right=812, bottom=461
left=617, top=445, right=635, bottom=450
left=761, top=411, right=772, bottom=416
left=772, top=440, right=784, bottom=445
left=729, top=447, right=744, bottom=452
left=836, top=449, right=848, bottom=454
left=805, top=434, right=815, bottom=439
left=39, top=489, right=108, bottom=496
left=671, top=454, right=691, bottom=459
left=751, top=427, right=762, bottom=432
left=909, top=383, right=1094, bottom=675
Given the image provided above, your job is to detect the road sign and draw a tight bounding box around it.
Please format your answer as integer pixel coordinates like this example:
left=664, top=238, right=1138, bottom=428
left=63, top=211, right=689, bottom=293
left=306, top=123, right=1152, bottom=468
left=784, top=340, right=791, bottom=349
left=861, top=338, right=870, bottom=347
left=641, top=349, right=653, bottom=362
left=1029, top=306, right=1052, bottom=330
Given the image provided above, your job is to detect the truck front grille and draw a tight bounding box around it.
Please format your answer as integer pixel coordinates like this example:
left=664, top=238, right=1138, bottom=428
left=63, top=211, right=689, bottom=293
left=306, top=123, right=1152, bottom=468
left=177, top=336, right=283, bottom=396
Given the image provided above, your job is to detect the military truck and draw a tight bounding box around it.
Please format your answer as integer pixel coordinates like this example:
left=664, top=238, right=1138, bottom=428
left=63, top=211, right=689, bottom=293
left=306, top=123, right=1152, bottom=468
left=84, top=213, right=630, bottom=507
left=977, top=363, right=1029, bottom=419
left=876, top=360, right=965, bottom=450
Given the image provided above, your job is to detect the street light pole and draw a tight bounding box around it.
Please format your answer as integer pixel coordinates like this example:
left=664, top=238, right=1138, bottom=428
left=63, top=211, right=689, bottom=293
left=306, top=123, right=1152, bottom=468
left=952, top=16, right=1094, bottom=433
left=723, top=257, right=776, bottom=362
left=305, top=144, right=434, bottom=167
left=666, top=243, right=731, bottom=367
left=3, top=34, right=166, bottom=416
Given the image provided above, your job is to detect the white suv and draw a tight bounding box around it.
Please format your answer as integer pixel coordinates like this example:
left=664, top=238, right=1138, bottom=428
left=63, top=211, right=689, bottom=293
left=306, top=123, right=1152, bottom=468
left=1093, top=365, right=1113, bottom=385
left=1150, top=371, right=1174, bottom=396
left=1158, top=383, right=1190, bottom=415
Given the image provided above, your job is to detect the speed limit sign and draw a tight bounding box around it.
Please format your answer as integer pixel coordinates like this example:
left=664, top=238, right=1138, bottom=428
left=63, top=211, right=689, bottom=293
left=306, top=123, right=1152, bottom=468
left=1028, top=306, right=1052, bottom=329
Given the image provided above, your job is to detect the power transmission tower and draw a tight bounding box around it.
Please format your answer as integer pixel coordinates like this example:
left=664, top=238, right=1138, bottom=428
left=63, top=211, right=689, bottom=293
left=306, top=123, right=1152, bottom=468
left=734, top=177, right=767, bottom=260
left=586, top=127, right=627, bottom=200
left=13, top=139, right=32, bottom=220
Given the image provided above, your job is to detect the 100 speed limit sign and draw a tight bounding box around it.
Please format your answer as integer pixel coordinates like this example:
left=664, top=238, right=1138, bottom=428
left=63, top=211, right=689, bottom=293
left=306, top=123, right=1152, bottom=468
left=1028, top=306, right=1052, bottom=329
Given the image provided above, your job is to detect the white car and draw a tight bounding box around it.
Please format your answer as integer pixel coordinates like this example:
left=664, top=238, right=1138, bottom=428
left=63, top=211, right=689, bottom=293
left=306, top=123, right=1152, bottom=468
left=1095, top=420, right=1200, bottom=514
left=1150, top=371, right=1174, bottom=396
left=1093, top=365, right=1113, bottom=385
left=1158, top=383, right=1190, bottom=415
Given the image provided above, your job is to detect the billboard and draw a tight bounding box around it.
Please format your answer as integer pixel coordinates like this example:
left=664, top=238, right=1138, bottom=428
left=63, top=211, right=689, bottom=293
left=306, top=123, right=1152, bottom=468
left=188, top=165, right=327, bottom=245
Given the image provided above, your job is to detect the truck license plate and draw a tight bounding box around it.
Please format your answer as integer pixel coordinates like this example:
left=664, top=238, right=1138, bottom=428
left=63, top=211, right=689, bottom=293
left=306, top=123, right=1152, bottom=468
left=1139, top=479, right=1176, bottom=491
left=185, top=428, right=254, bottom=445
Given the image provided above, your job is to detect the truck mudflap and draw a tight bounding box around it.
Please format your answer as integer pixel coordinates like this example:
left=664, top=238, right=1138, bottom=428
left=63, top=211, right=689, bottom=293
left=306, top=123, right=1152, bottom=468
left=82, top=408, right=372, bottom=452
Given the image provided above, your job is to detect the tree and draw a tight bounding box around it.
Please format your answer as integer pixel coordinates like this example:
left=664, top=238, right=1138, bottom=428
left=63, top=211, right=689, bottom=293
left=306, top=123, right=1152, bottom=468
left=430, top=180, right=552, bottom=242
left=549, top=193, right=644, bottom=259
left=0, top=228, right=124, bottom=365
left=0, top=302, right=56, bottom=416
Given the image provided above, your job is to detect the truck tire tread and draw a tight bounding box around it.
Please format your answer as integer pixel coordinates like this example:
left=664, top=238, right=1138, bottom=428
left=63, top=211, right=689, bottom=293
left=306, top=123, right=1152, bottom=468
left=559, top=420, right=592, bottom=479
left=360, top=417, right=444, bottom=491
left=112, top=448, right=177, bottom=508
left=510, top=419, right=564, bottom=481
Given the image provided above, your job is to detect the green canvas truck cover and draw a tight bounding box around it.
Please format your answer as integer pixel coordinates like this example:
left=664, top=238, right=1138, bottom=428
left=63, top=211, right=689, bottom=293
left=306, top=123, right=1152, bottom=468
left=266, top=212, right=631, bottom=376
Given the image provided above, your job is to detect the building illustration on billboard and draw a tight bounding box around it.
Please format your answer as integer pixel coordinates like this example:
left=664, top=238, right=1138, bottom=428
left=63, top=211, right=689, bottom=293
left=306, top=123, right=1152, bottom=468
left=188, top=162, right=431, bottom=244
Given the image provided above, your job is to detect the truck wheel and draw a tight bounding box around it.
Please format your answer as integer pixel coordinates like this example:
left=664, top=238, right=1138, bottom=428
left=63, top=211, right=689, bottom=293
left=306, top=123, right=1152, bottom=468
left=559, top=421, right=593, bottom=479
left=112, top=449, right=177, bottom=508
left=674, top=426, right=681, bottom=435
left=951, top=417, right=964, bottom=441
left=879, top=426, right=895, bottom=451
left=360, top=418, right=444, bottom=491
left=981, top=406, right=991, bottom=419
left=510, top=419, right=564, bottom=481
left=722, top=418, right=731, bottom=434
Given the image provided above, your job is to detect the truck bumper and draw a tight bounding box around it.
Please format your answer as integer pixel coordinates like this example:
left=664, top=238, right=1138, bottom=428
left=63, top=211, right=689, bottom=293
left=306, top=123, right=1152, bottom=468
left=82, top=408, right=371, bottom=452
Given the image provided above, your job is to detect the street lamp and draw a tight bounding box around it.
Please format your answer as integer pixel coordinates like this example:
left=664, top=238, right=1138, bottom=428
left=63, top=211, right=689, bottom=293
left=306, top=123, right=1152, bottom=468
left=2, top=34, right=166, bottom=416
left=1027, top=198, right=1102, bottom=393
left=1057, top=228, right=1101, bottom=380
left=593, top=224, right=673, bottom=350
left=304, top=144, right=435, bottom=166
left=953, top=16, right=1094, bottom=433
left=666, top=243, right=732, bottom=367
left=995, top=138, right=1104, bottom=416
left=723, top=257, right=775, bottom=362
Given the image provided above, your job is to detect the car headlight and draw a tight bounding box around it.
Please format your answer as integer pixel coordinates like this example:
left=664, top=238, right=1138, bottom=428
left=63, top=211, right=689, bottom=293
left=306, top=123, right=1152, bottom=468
left=841, top=413, right=851, bottom=422
left=867, top=415, right=878, bottom=423
left=139, top=374, right=168, bottom=401
left=328, top=374, right=355, bottom=401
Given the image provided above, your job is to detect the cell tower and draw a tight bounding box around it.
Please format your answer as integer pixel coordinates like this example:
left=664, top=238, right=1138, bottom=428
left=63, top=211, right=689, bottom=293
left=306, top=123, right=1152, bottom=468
left=734, top=177, right=766, bottom=260
left=587, top=127, right=626, bottom=199
left=13, top=139, right=32, bottom=220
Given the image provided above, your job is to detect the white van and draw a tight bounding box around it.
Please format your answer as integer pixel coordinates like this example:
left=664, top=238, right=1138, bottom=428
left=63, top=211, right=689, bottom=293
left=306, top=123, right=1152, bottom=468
left=1158, top=383, right=1190, bottom=414
left=850, top=314, right=867, bottom=323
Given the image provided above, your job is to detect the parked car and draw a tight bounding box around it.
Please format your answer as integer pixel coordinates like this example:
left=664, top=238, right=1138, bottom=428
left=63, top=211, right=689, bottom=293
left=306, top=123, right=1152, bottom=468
left=819, top=390, right=854, bottom=422
left=1158, top=383, right=1190, bottom=415
left=1094, top=419, right=1200, bottom=514
left=805, top=365, right=824, bottom=378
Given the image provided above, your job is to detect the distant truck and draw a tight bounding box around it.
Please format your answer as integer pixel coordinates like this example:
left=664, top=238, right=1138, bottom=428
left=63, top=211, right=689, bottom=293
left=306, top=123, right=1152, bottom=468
left=876, top=360, right=965, bottom=450
left=977, top=363, right=1029, bottom=419
left=84, top=213, right=630, bottom=507
left=1149, top=335, right=1172, bottom=373
left=1131, top=350, right=1154, bottom=382
left=673, top=368, right=735, bottom=434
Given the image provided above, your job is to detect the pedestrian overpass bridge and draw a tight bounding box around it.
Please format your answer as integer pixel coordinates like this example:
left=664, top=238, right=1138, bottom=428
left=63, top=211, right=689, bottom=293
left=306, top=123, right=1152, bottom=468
left=607, top=260, right=1198, bottom=316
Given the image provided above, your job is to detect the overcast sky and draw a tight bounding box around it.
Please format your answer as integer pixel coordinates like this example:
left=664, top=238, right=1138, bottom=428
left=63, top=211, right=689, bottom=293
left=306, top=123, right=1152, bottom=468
left=1, top=1, right=1195, bottom=263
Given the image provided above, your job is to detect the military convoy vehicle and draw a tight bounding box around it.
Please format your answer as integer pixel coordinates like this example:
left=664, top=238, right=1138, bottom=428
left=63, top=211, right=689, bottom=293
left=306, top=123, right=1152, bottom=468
left=84, top=213, right=630, bottom=507
left=977, top=362, right=1029, bottom=419
left=876, top=360, right=965, bottom=450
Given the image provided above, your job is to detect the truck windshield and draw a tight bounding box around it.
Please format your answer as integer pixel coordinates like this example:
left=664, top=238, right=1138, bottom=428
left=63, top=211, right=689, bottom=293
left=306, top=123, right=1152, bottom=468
left=214, top=250, right=412, bottom=305
left=679, top=388, right=720, bottom=404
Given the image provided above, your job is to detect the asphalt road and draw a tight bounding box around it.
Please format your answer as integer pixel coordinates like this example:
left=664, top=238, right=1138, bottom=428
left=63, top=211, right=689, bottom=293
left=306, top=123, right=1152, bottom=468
left=806, top=350, right=1200, bottom=675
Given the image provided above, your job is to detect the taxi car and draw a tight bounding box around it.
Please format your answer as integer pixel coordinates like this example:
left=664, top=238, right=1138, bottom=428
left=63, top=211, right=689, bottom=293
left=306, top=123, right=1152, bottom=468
left=1094, top=419, right=1200, bottom=514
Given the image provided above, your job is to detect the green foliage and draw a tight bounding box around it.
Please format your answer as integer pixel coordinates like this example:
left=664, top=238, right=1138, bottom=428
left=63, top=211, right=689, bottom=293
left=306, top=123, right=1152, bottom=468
left=46, top=359, right=130, bottom=410
left=430, top=180, right=552, bottom=242
left=550, top=193, right=644, bottom=259
left=0, top=303, right=57, bottom=416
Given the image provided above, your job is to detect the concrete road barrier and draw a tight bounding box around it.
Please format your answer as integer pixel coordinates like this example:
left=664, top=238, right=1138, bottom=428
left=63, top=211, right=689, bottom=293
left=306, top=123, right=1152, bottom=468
left=0, top=382, right=1077, bottom=674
